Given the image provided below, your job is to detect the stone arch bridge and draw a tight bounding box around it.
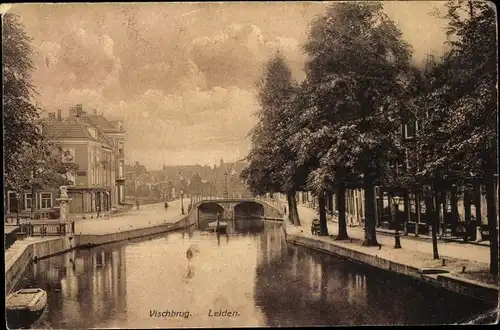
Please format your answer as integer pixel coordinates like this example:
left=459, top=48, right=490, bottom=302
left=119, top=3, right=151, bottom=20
left=191, top=196, right=283, bottom=222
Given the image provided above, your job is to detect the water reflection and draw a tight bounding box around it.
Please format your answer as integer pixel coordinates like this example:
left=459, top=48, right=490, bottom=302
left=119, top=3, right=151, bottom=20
left=253, top=225, right=493, bottom=326
left=15, top=220, right=493, bottom=328
left=18, top=245, right=127, bottom=329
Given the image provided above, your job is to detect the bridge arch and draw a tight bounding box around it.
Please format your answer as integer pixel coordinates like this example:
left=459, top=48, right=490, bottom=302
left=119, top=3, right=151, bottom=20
left=234, top=201, right=265, bottom=219
left=197, top=202, right=225, bottom=229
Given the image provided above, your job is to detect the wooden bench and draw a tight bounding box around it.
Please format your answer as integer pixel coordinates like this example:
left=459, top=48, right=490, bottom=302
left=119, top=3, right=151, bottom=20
left=380, top=221, right=390, bottom=229
left=406, top=222, right=430, bottom=235
left=480, top=227, right=490, bottom=241
left=453, top=225, right=468, bottom=239
left=441, top=224, right=453, bottom=237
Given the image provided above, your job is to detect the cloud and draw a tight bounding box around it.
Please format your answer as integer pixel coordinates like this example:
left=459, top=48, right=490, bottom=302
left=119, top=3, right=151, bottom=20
left=32, top=26, right=123, bottom=108
left=191, top=23, right=305, bottom=88
left=9, top=2, right=450, bottom=168
left=102, top=86, right=257, bottom=167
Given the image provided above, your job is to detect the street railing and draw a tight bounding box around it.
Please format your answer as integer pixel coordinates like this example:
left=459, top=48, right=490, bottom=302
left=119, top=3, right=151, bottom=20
left=20, top=223, right=69, bottom=237
left=4, top=226, right=20, bottom=251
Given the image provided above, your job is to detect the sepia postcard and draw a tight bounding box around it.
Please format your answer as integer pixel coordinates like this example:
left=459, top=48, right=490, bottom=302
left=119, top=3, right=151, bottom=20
left=2, top=1, right=499, bottom=328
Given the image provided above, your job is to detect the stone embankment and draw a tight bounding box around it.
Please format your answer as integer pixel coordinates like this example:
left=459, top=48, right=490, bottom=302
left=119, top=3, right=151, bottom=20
left=282, top=202, right=499, bottom=305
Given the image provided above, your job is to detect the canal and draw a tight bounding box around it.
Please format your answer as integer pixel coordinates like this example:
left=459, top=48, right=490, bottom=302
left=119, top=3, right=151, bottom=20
left=15, top=219, right=493, bottom=328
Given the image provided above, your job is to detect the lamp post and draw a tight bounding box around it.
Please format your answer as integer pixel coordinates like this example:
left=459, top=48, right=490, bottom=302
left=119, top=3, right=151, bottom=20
left=180, top=189, right=185, bottom=215
left=224, top=172, right=228, bottom=198
left=15, top=192, right=21, bottom=226
left=393, top=195, right=402, bottom=249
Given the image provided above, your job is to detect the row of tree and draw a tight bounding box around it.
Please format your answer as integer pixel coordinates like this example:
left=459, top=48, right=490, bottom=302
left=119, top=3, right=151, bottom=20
left=3, top=13, right=77, bottom=219
left=241, top=2, right=498, bottom=274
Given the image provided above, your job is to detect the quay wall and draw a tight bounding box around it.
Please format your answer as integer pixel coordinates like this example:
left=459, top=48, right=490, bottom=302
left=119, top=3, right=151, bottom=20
left=286, top=233, right=498, bottom=304
left=5, top=236, right=73, bottom=294
left=74, top=208, right=198, bottom=248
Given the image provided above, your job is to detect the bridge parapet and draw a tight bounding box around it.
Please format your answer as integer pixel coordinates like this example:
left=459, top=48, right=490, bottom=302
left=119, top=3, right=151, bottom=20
left=190, top=195, right=283, bottom=220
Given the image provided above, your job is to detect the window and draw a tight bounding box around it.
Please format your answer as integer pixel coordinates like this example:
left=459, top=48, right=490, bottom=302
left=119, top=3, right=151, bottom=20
left=40, top=193, right=53, bottom=209
left=62, top=148, right=75, bottom=163
left=64, top=172, right=75, bottom=186
left=404, top=120, right=418, bottom=140
left=118, top=142, right=124, bottom=155
left=25, top=193, right=33, bottom=210
left=88, top=127, right=97, bottom=139
left=119, top=160, right=124, bottom=178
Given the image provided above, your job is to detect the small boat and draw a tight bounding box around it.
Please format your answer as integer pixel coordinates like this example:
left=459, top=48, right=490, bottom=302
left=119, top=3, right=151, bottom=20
left=6, top=288, right=47, bottom=328
left=208, top=220, right=228, bottom=233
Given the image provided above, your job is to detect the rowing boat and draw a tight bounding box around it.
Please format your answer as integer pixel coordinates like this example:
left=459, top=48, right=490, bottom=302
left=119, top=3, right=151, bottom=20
left=6, top=288, right=47, bottom=328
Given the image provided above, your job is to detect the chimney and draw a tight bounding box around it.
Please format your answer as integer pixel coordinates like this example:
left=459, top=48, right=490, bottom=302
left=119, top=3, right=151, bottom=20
left=48, top=112, right=56, bottom=121
left=93, top=109, right=97, bottom=115
left=57, top=109, right=62, bottom=121
left=76, top=104, right=83, bottom=117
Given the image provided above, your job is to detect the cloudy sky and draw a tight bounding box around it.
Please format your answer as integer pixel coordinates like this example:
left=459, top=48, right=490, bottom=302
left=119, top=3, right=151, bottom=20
left=5, top=2, right=449, bottom=169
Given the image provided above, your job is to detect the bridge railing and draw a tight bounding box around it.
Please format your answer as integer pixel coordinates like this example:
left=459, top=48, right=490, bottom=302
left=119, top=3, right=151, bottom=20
left=191, top=194, right=284, bottom=212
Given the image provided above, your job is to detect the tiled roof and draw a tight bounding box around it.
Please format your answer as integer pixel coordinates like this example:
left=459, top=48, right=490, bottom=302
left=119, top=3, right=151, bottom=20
left=61, top=116, right=114, bottom=147
left=77, top=120, right=113, bottom=147
left=43, top=120, right=113, bottom=149
left=43, top=122, right=98, bottom=141
left=88, top=115, right=120, bottom=132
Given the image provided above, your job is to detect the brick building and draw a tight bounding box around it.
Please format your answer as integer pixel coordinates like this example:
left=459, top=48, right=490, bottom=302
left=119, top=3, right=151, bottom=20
left=4, top=104, right=126, bottom=219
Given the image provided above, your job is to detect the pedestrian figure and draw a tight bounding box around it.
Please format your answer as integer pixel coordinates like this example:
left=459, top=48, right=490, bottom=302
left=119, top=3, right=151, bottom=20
left=164, top=201, right=169, bottom=210
left=136, top=199, right=140, bottom=210
left=96, top=206, right=100, bottom=218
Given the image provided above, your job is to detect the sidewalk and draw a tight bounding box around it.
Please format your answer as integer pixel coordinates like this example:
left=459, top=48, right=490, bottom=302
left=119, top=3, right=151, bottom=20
left=73, top=199, right=187, bottom=235
left=285, top=204, right=497, bottom=288
left=374, top=226, right=490, bottom=247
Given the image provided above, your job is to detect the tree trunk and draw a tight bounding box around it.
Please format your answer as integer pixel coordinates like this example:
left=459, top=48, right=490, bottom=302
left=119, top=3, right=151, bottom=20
left=451, top=186, right=460, bottom=231
left=464, top=190, right=472, bottom=242
left=377, top=189, right=384, bottom=227
left=327, top=192, right=334, bottom=213
left=290, top=191, right=301, bottom=226
left=387, top=192, right=394, bottom=227
left=473, top=182, right=482, bottom=241
left=403, top=189, right=410, bottom=235
left=362, top=172, right=379, bottom=246
left=318, top=191, right=328, bottom=236
left=415, top=193, right=421, bottom=237
left=31, top=182, right=36, bottom=220
left=336, top=183, right=349, bottom=240
left=439, top=190, right=446, bottom=235
left=485, top=174, right=498, bottom=275
left=431, top=189, right=440, bottom=259
left=286, top=192, right=293, bottom=222
left=287, top=191, right=300, bottom=226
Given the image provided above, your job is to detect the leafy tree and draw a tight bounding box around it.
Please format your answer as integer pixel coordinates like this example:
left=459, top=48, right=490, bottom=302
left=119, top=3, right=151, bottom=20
left=241, top=52, right=306, bottom=225
left=2, top=13, right=41, bottom=192
left=188, top=173, right=204, bottom=195
left=18, top=133, right=79, bottom=219
left=300, top=2, right=412, bottom=245
left=420, top=1, right=497, bottom=272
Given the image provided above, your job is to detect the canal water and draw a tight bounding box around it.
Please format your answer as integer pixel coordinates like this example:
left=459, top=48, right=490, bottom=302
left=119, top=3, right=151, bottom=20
left=15, top=219, right=493, bottom=328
